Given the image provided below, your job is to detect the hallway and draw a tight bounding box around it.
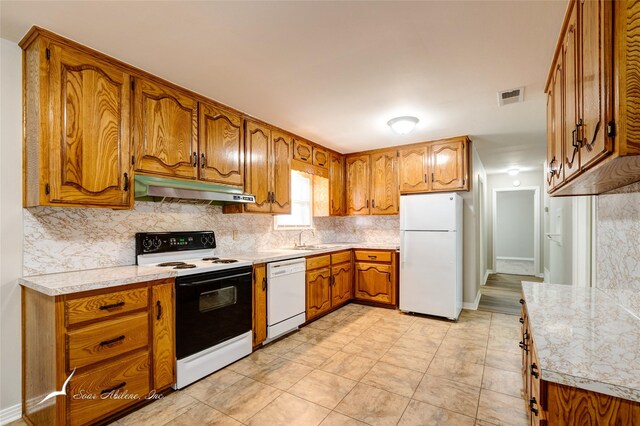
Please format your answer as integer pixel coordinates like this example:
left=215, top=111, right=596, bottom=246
left=478, top=274, right=543, bottom=315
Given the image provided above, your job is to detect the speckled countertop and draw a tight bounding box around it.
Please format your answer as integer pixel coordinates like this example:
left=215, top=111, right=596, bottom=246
left=20, top=242, right=399, bottom=296
left=521, top=281, right=640, bottom=402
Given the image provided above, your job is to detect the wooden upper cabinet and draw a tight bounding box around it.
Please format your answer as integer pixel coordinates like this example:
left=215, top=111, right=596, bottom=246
left=329, top=153, right=345, bottom=216
left=23, top=39, right=133, bottom=208
left=293, top=139, right=313, bottom=163
left=563, top=3, right=581, bottom=182
left=133, top=77, right=198, bottom=180
left=579, top=0, right=613, bottom=168
left=346, top=155, right=370, bottom=215
left=244, top=121, right=272, bottom=213
left=198, top=102, right=243, bottom=186
left=370, top=151, right=398, bottom=215
left=430, top=140, right=467, bottom=191
left=313, top=147, right=329, bottom=168
left=546, top=92, right=557, bottom=188
left=152, top=282, right=175, bottom=390
left=271, top=131, right=292, bottom=214
left=550, top=59, right=565, bottom=190
left=399, top=147, right=429, bottom=194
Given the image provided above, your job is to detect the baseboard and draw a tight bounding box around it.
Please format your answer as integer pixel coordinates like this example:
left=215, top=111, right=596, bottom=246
left=0, top=403, right=21, bottom=425
left=462, top=290, right=481, bottom=310
left=535, top=273, right=544, bottom=278
left=482, top=269, right=493, bottom=285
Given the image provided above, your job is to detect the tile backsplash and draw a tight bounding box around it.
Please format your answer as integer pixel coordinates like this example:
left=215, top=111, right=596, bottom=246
left=23, top=202, right=399, bottom=276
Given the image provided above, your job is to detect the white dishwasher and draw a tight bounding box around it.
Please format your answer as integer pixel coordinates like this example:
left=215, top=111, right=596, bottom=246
left=267, top=258, right=306, bottom=341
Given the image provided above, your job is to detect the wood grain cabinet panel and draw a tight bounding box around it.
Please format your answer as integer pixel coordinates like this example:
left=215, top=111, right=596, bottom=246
left=370, top=151, right=398, bottom=215
left=198, top=102, right=244, bottom=186
left=329, top=153, right=345, bottom=216
left=399, top=147, right=430, bottom=194
left=306, top=268, right=332, bottom=320
left=23, top=39, right=133, bottom=208
left=244, top=121, right=272, bottom=213
left=293, top=139, right=313, bottom=163
left=562, top=3, right=581, bottom=182
left=271, top=131, right=293, bottom=214
left=430, top=140, right=466, bottom=191
left=152, top=282, right=175, bottom=391
left=551, top=58, right=565, bottom=190
left=331, top=262, right=352, bottom=306
left=313, top=147, right=329, bottom=168
left=253, top=264, right=267, bottom=347
left=354, top=262, right=394, bottom=304
left=133, top=78, right=198, bottom=180
left=346, top=155, right=370, bottom=215
left=64, top=287, right=148, bottom=326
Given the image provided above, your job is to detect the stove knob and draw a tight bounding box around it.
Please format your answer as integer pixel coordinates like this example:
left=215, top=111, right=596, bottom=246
left=201, top=236, right=208, bottom=246
left=208, top=236, right=215, bottom=246
left=153, top=237, right=162, bottom=248
left=142, top=238, right=153, bottom=250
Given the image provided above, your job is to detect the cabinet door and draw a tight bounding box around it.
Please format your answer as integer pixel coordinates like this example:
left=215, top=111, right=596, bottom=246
left=306, top=268, right=332, bottom=320
left=133, top=78, right=198, bottom=179
left=198, top=102, right=243, bottom=186
left=346, top=155, right=370, bottom=215
left=354, top=262, right=393, bottom=304
left=329, top=154, right=345, bottom=216
left=399, top=147, right=429, bottom=194
left=579, top=0, right=613, bottom=168
left=331, top=263, right=352, bottom=307
left=271, top=131, right=292, bottom=214
left=430, top=140, right=466, bottom=191
left=546, top=92, right=556, bottom=188
left=370, top=151, right=399, bottom=215
left=152, top=282, right=175, bottom=390
left=563, top=3, right=581, bottom=181
left=312, top=147, right=329, bottom=168
left=253, top=264, right=267, bottom=346
left=48, top=44, right=132, bottom=207
left=244, top=121, right=271, bottom=213
left=551, top=59, right=565, bottom=189
left=293, top=139, right=312, bottom=163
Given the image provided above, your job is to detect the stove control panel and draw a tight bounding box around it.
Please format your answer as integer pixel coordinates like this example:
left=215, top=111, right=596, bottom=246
left=135, top=231, right=216, bottom=256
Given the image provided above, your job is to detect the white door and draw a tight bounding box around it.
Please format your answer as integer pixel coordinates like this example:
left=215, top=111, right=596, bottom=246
left=399, top=230, right=457, bottom=318
left=400, top=193, right=458, bottom=231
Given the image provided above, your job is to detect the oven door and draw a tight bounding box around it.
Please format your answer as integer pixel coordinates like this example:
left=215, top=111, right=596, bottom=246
left=176, top=266, right=252, bottom=360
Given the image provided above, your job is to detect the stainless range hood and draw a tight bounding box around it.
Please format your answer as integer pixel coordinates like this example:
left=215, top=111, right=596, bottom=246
left=134, top=175, right=255, bottom=205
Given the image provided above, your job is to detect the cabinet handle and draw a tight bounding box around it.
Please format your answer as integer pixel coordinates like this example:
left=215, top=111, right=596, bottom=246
left=585, top=120, right=602, bottom=152
left=100, top=335, right=125, bottom=347
left=372, top=199, right=375, bottom=208
left=99, top=301, right=125, bottom=311
left=529, top=398, right=538, bottom=416
left=331, top=200, right=334, bottom=210
left=368, top=255, right=377, bottom=260
left=366, top=200, right=369, bottom=208
left=519, top=341, right=529, bottom=352
left=424, top=173, right=427, bottom=183
left=123, top=173, right=129, bottom=191
left=301, top=156, right=308, bottom=161
left=101, top=381, right=126, bottom=395
left=262, top=276, right=267, bottom=291
left=193, top=152, right=198, bottom=167
left=387, top=272, right=391, bottom=283
left=156, top=300, right=162, bottom=321
left=431, top=172, right=435, bottom=182
left=519, top=317, right=524, bottom=324
left=519, top=299, right=525, bottom=305
left=530, top=363, right=539, bottom=379
left=201, top=153, right=206, bottom=168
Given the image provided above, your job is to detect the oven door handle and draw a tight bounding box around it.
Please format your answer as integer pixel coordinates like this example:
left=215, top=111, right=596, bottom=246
left=177, top=271, right=252, bottom=286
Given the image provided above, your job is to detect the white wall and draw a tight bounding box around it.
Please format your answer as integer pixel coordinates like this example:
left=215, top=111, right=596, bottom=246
left=495, top=190, right=535, bottom=258
left=0, top=38, right=24, bottom=419
left=487, top=170, right=544, bottom=275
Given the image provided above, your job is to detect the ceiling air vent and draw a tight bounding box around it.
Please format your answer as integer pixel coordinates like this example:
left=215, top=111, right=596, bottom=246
left=498, top=87, right=524, bottom=106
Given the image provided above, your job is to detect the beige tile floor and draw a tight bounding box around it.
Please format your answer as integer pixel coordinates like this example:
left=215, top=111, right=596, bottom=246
left=10, top=304, right=529, bottom=426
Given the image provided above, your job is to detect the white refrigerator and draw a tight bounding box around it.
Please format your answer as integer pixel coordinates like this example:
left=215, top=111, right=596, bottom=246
left=399, top=193, right=463, bottom=320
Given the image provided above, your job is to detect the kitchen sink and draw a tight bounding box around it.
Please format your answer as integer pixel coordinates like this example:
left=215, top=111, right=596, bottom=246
left=289, top=245, right=326, bottom=250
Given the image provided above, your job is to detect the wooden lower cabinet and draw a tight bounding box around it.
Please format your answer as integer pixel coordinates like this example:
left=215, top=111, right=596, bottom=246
left=22, top=279, right=176, bottom=426
left=520, top=298, right=640, bottom=424
left=353, top=250, right=397, bottom=306
left=305, top=251, right=354, bottom=321
left=252, top=264, right=267, bottom=347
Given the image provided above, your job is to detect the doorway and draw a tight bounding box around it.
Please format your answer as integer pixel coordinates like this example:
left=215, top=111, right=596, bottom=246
left=492, top=187, right=540, bottom=276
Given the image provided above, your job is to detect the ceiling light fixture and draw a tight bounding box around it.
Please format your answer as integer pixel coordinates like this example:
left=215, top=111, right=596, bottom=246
left=387, top=116, right=419, bottom=135
left=508, top=168, right=520, bottom=176
left=513, top=180, right=521, bottom=187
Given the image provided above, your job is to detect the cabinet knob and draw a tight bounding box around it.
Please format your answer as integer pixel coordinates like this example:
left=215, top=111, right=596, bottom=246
left=519, top=317, right=524, bottom=324
left=529, top=398, right=538, bottom=416
left=519, top=299, right=525, bottom=305
left=530, top=363, right=539, bottom=379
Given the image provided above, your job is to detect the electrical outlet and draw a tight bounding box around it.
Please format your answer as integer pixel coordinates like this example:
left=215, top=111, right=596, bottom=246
left=232, top=230, right=239, bottom=240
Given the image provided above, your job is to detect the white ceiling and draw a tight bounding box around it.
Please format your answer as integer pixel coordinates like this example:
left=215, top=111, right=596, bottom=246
left=1, top=1, right=567, bottom=174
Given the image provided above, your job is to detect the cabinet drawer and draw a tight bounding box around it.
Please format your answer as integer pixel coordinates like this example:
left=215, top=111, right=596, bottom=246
left=67, top=312, right=149, bottom=369
left=65, top=287, right=148, bottom=326
left=354, top=250, right=392, bottom=263
left=68, top=351, right=150, bottom=426
left=331, top=250, right=352, bottom=265
left=307, top=255, right=330, bottom=270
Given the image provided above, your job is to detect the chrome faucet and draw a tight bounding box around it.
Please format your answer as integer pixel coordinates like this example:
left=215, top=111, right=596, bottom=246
left=296, top=229, right=316, bottom=247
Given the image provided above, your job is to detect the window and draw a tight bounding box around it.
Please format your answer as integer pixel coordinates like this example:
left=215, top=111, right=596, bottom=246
left=274, top=170, right=313, bottom=229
